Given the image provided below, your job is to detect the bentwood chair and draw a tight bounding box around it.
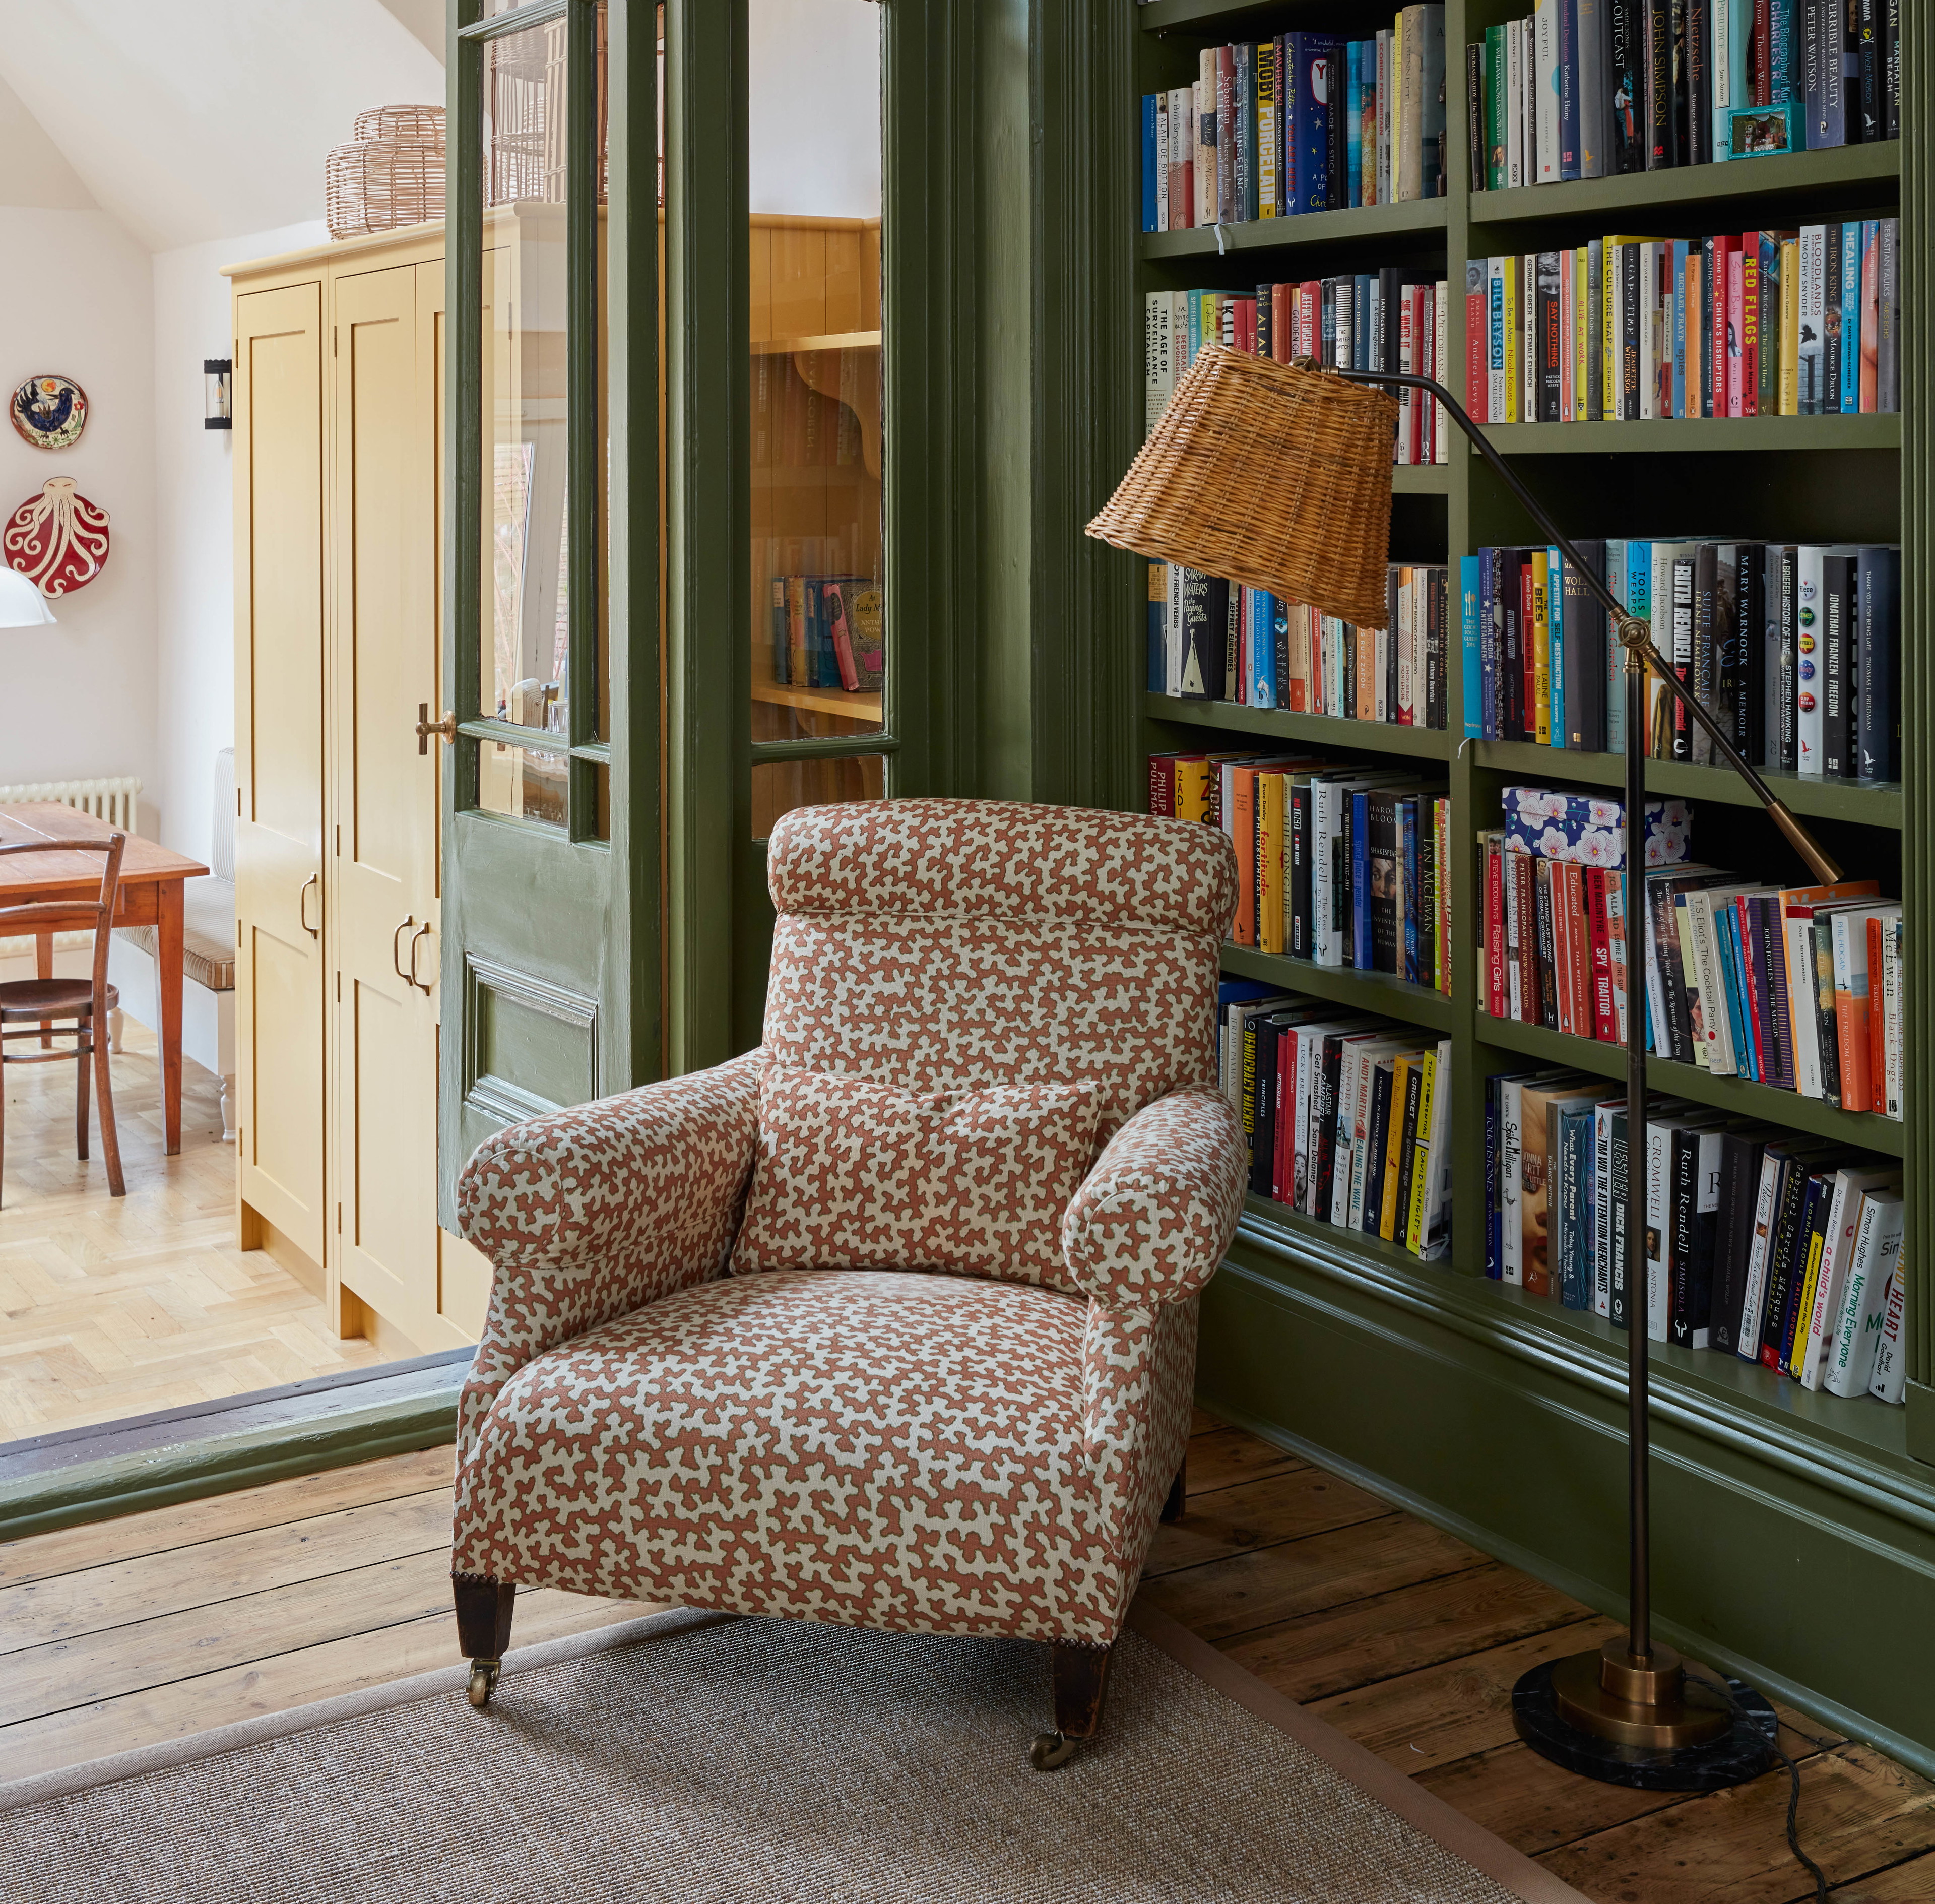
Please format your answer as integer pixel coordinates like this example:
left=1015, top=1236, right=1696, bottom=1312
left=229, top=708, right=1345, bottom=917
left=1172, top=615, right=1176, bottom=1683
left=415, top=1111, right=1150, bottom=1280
left=448, top=800, right=1247, bottom=1766
left=0, top=833, right=127, bottom=1205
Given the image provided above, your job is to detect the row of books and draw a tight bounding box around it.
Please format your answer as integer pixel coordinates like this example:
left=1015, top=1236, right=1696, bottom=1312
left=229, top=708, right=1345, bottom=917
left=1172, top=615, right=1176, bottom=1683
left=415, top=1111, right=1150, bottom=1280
left=765, top=575, right=884, bottom=693
left=1487, top=1071, right=1907, bottom=1405
left=1152, top=754, right=1454, bottom=990
left=1140, top=7, right=1447, bottom=232
left=1467, top=0, right=1899, bottom=192
left=1461, top=223, right=1901, bottom=425
left=1481, top=792, right=1905, bottom=1117
left=1221, top=981, right=1453, bottom=1258
left=1149, top=563, right=1452, bottom=729
left=1456, top=541, right=1900, bottom=782
left=1145, top=276, right=1452, bottom=462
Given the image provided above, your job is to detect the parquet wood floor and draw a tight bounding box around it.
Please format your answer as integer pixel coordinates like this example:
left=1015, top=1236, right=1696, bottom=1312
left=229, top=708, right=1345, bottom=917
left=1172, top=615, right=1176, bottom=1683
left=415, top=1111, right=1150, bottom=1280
left=4, top=1411, right=1929, bottom=1900
left=0, top=1025, right=384, bottom=1438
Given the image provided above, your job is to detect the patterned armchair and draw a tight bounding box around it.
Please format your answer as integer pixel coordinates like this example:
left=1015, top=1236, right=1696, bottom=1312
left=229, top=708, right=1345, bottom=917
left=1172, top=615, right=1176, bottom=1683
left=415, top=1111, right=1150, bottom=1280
left=449, top=799, right=1246, bottom=1765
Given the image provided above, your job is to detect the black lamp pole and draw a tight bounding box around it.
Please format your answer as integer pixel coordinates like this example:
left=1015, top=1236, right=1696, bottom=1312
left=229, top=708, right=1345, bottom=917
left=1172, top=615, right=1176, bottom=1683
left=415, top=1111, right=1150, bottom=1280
left=1336, top=369, right=1832, bottom=1785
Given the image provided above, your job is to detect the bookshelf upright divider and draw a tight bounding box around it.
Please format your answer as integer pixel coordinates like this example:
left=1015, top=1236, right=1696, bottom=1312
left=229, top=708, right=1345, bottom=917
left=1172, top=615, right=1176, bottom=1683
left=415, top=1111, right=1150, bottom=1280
left=1130, top=0, right=1928, bottom=1749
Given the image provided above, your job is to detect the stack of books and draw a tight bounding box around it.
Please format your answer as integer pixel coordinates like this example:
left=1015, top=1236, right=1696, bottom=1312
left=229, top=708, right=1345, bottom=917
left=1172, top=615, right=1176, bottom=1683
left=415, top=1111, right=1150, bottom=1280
left=1468, top=2, right=1900, bottom=189
left=1147, top=275, right=1452, bottom=462
left=1486, top=1072, right=1907, bottom=1406
left=1479, top=785, right=1905, bottom=1119
left=766, top=575, right=884, bottom=693
left=1457, top=539, right=1900, bottom=781
left=1153, top=755, right=1453, bottom=991
left=1222, top=981, right=1453, bottom=1258
left=1150, top=562, right=1451, bottom=728
left=1141, top=6, right=1447, bottom=231
left=1462, top=225, right=1901, bottom=424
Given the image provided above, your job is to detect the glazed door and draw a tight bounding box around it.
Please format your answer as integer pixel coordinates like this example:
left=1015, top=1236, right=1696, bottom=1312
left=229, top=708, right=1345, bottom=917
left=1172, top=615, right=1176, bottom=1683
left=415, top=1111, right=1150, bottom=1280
left=234, top=280, right=329, bottom=1267
left=439, top=0, right=659, bottom=1216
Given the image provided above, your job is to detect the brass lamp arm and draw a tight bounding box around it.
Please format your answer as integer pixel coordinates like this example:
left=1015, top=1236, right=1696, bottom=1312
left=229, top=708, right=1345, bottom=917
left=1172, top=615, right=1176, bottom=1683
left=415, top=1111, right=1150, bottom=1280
left=1334, top=368, right=1842, bottom=885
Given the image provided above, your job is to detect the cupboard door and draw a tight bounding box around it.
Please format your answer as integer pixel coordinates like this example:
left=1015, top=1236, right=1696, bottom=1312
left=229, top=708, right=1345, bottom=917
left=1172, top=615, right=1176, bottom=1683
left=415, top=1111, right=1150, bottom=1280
left=234, top=281, right=328, bottom=1269
left=331, top=262, right=456, bottom=1346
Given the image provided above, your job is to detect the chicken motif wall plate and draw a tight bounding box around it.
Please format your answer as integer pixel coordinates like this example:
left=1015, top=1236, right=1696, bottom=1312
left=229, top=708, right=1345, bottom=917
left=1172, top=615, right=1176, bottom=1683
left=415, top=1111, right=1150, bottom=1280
left=9, top=374, right=88, bottom=450
left=5, top=478, right=110, bottom=596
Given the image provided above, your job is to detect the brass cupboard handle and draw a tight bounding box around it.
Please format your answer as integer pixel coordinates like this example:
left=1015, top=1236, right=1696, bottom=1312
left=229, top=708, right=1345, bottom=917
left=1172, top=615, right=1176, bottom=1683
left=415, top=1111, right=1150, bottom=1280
left=299, top=874, right=320, bottom=938
left=416, top=702, right=456, bottom=755
left=408, top=921, right=435, bottom=994
left=393, top=916, right=415, bottom=982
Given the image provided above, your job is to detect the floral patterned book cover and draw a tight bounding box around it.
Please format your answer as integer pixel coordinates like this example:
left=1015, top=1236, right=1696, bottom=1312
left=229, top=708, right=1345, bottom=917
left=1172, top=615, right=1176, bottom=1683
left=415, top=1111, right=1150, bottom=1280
left=1501, top=785, right=1692, bottom=869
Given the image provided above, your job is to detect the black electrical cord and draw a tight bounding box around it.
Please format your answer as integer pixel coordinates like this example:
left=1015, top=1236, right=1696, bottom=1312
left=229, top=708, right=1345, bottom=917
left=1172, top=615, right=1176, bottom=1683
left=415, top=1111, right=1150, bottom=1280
left=1766, top=1726, right=1829, bottom=1904
left=1709, top=1674, right=1826, bottom=1904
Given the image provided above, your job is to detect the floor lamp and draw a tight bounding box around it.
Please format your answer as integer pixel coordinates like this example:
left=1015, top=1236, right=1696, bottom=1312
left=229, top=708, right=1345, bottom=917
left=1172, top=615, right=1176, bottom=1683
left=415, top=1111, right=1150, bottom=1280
left=1090, top=343, right=1846, bottom=1791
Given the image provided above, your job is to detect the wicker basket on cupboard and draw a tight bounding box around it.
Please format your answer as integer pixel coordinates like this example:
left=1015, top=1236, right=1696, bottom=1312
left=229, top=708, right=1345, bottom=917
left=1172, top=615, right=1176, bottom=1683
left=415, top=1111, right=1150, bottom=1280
left=325, top=105, right=446, bottom=240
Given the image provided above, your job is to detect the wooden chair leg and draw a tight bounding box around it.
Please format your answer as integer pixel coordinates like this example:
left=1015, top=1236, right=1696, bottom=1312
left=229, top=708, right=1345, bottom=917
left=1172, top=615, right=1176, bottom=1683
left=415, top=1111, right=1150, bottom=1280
left=90, top=1012, right=124, bottom=1198
left=1031, top=1639, right=1114, bottom=1769
left=1160, top=1454, right=1188, bottom=1524
left=76, top=1030, right=91, bottom=1161
left=454, top=1571, right=517, bottom=1708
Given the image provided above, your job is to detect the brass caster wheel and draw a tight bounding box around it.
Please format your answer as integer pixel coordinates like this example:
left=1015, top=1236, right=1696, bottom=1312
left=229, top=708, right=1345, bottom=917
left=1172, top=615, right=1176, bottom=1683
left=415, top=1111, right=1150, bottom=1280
left=1029, top=1730, right=1077, bottom=1771
left=467, top=1659, right=501, bottom=1709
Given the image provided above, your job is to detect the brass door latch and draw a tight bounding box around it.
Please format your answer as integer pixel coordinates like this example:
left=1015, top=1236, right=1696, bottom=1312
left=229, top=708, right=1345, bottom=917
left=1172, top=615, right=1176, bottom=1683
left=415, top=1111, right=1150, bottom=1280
left=416, top=703, right=456, bottom=754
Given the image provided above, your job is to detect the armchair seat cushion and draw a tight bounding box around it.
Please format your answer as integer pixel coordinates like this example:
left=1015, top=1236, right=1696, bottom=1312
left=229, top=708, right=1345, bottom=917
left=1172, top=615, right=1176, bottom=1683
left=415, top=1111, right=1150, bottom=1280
left=455, top=1270, right=1141, bottom=1644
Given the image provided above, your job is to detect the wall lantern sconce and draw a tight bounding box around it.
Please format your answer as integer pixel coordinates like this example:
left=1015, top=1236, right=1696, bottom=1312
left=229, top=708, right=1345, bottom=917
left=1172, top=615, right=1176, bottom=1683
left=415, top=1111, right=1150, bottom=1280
left=205, top=359, right=232, bottom=430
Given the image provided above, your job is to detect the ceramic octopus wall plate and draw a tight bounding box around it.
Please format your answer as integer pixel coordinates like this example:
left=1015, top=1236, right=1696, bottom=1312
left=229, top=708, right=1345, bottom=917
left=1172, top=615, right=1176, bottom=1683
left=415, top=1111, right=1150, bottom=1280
left=9, top=374, right=88, bottom=450
left=5, top=478, right=110, bottom=596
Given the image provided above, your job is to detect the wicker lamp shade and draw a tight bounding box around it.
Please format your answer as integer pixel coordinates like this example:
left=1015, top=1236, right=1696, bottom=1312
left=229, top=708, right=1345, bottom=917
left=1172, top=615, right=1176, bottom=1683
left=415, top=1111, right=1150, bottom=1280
left=355, top=104, right=444, bottom=143
left=1086, top=343, right=1400, bottom=631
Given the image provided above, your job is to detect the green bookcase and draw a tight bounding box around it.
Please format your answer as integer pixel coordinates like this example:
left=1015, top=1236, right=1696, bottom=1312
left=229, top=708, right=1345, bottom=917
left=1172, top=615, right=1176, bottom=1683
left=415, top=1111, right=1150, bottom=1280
left=1121, top=0, right=1934, bottom=1768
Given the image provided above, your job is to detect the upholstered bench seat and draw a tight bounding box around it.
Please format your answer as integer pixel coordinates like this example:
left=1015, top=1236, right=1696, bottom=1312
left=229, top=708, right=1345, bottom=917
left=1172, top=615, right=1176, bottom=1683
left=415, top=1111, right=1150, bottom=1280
left=117, top=875, right=236, bottom=993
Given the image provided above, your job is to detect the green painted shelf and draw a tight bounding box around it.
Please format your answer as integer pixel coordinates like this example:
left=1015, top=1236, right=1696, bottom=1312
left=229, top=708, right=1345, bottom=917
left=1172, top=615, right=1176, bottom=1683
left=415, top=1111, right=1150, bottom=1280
left=1475, top=1011, right=1906, bottom=1156
left=1139, top=0, right=1408, bottom=38
left=1478, top=414, right=1900, bottom=455
left=1470, top=740, right=1905, bottom=828
left=1146, top=693, right=1455, bottom=759
left=1141, top=197, right=1447, bottom=264
left=1469, top=140, right=1901, bottom=230
left=1232, top=1200, right=1920, bottom=1474
left=1223, top=942, right=1457, bottom=1032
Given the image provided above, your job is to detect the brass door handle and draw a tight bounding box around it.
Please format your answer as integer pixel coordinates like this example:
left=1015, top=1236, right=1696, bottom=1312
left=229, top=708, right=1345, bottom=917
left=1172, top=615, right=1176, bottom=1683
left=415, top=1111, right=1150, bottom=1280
left=408, top=921, right=435, bottom=994
left=393, top=916, right=415, bottom=983
left=298, top=873, right=320, bottom=938
left=416, top=702, right=456, bottom=755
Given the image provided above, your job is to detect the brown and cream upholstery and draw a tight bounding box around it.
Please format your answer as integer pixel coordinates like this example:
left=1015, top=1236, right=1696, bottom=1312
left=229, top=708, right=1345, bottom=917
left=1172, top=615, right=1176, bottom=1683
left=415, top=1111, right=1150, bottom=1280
left=449, top=799, right=1245, bottom=1748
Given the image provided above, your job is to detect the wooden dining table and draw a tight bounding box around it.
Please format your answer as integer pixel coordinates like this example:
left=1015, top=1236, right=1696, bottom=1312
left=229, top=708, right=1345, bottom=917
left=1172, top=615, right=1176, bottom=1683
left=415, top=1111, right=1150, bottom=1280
left=0, top=803, right=208, bottom=1156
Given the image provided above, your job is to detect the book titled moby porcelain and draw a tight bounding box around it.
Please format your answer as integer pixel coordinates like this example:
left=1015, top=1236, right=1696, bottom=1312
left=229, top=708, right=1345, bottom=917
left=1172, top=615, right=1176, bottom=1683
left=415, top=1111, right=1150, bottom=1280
left=1501, top=786, right=1691, bottom=869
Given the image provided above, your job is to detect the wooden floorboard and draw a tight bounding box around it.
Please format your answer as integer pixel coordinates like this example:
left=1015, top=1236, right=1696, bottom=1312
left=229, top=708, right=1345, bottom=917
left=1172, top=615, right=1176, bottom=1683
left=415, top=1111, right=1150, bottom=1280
left=1, top=1411, right=1929, bottom=1904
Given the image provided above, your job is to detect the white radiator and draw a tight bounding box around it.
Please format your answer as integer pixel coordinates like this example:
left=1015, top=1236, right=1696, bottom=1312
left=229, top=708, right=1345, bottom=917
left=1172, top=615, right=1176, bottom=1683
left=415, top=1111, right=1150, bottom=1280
left=0, top=776, right=143, bottom=951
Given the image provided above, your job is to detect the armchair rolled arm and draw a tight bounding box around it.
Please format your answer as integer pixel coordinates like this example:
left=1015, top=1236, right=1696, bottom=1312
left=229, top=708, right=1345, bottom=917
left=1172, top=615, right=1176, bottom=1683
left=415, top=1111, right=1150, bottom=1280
left=458, top=1048, right=765, bottom=1271
left=1059, top=1087, right=1247, bottom=1306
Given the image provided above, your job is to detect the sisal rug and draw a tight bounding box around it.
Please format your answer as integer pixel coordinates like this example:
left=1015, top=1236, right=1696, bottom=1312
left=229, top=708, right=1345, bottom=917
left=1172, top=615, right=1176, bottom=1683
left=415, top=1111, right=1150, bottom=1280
left=0, top=1598, right=1584, bottom=1903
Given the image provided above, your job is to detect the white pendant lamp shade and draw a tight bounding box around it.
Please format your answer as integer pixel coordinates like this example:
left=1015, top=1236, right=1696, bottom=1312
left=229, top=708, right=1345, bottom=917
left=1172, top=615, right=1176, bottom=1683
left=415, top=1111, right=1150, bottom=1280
left=0, top=567, right=56, bottom=626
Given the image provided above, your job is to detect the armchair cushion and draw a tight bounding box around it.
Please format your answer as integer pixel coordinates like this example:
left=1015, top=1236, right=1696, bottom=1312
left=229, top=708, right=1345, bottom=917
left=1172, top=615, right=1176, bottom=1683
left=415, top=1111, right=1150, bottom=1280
left=453, top=1269, right=1167, bottom=1644
left=731, top=1066, right=1101, bottom=1290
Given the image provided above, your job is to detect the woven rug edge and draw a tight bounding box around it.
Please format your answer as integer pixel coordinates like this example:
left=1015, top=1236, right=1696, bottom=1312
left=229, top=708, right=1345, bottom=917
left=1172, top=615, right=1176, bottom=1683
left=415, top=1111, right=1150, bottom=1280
left=0, top=1605, right=729, bottom=1817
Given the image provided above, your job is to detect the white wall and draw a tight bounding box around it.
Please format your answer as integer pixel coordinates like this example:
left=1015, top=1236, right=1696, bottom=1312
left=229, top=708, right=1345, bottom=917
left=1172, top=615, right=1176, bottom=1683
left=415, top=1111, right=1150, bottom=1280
left=749, top=0, right=882, bottom=218
left=0, top=210, right=157, bottom=817
left=151, top=220, right=329, bottom=868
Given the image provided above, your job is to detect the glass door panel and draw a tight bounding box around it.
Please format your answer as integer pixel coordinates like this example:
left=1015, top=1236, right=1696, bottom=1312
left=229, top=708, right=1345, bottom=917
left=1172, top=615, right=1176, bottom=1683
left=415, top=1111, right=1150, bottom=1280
left=747, top=0, right=889, bottom=827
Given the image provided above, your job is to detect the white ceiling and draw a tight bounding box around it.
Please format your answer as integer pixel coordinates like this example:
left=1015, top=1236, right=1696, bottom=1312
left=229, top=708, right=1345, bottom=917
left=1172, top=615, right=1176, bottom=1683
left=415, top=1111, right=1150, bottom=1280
left=0, top=0, right=444, bottom=250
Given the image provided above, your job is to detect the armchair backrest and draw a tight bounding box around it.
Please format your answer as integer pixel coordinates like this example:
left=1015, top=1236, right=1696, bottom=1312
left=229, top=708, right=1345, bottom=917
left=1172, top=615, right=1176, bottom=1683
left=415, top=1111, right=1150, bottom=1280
left=763, top=800, right=1238, bottom=1139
